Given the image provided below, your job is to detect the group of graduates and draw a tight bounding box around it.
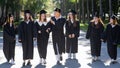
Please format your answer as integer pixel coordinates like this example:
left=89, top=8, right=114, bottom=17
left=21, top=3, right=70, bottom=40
left=3, top=8, right=80, bottom=66
left=86, top=12, right=120, bottom=64
left=2, top=7, right=120, bottom=67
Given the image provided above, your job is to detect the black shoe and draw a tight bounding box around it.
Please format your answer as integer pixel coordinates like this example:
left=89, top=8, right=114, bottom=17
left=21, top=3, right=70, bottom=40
left=111, top=61, right=118, bottom=64
left=22, top=62, right=25, bottom=67
left=60, top=56, right=63, bottom=61
left=27, top=61, right=31, bottom=66
left=92, top=59, right=96, bottom=62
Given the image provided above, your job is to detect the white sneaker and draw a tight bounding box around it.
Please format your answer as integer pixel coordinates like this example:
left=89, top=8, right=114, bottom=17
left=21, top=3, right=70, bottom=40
left=96, top=56, right=100, bottom=61
left=92, top=56, right=96, bottom=62
left=73, top=53, right=76, bottom=59
left=42, top=59, right=46, bottom=65
left=10, top=58, right=15, bottom=65
left=56, top=55, right=60, bottom=61
left=68, top=53, right=71, bottom=59
left=40, top=58, right=42, bottom=64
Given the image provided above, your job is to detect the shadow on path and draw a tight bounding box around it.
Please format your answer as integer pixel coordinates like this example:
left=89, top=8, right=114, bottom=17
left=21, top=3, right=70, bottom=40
left=0, top=62, right=12, bottom=68
left=35, top=64, right=46, bottom=68
left=88, top=60, right=106, bottom=68
left=106, top=62, right=120, bottom=68
left=52, top=63, right=65, bottom=68
left=64, top=59, right=81, bottom=68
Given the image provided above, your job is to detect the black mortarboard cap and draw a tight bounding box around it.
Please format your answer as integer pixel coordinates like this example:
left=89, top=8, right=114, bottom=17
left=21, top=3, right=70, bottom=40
left=40, top=10, right=47, bottom=14
left=111, top=15, right=117, bottom=20
left=24, top=10, right=31, bottom=14
left=54, top=8, right=61, bottom=13
left=69, top=9, right=77, bottom=14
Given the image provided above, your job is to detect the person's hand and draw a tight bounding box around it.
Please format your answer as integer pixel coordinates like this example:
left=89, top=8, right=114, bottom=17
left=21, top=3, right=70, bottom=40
left=69, top=35, right=72, bottom=38
left=46, top=28, right=50, bottom=33
left=50, top=19, right=55, bottom=25
left=46, top=29, right=49, bottom=33
left=71, top=34, right=75, bottom=38
left=38, top=30, right=41, bottom=34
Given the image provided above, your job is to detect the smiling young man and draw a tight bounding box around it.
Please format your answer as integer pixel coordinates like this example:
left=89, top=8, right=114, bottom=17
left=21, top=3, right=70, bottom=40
left=50, top=8, right=66, bottom=64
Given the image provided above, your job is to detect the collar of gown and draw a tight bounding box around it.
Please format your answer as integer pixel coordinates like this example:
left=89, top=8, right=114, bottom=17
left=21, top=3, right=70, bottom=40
left=37, top=21, right=48, bottom=26
left=25, top=20, right=30, bottom=24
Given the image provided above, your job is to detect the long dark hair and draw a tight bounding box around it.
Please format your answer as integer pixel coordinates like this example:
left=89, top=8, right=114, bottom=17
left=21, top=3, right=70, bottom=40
left=39, top=14, right=47, bottom=22
left=7, top=14, right=14, bottom=23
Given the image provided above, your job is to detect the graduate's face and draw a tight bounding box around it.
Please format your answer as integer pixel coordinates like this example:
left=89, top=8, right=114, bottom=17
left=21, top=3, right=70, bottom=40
left=68, top=12, right=73, bottom=19
left=40, top=14, right=46, bottom=20
left=10, top=16, right=14, bottom=23
left=94, top=17, right=99, bottom=22
left=25, top=13, right=30, bottom=20
left=110, top=18, right=114, bottom=24
left=54, top=11, right=60, bottom=17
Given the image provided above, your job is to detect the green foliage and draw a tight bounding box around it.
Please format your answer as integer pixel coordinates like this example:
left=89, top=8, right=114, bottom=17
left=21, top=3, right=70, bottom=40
left=80, top=23, right=88, bottom=32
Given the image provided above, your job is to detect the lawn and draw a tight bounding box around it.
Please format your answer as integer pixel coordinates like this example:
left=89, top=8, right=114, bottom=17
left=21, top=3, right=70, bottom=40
left=80, top=23, right=88, bottom=32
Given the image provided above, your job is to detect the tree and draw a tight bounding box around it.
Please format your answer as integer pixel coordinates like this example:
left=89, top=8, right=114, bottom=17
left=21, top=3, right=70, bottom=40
left=99, top=0, right=103, bottom=18
left=87, top=0, right=90, bottom=21
left=109, top=0, right=112, bottom=16
left=82, top=0, right=85, bottom=23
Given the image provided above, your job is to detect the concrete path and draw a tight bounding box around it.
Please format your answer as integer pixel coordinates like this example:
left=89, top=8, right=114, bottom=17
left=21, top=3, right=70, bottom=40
left=0, top=31, right=120, bottom=68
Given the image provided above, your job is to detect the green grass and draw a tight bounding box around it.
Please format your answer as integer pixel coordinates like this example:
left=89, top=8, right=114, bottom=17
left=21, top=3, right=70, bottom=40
left=0, top=26, right=3, bottom=32
left=80, top=23, right=88, bottom=32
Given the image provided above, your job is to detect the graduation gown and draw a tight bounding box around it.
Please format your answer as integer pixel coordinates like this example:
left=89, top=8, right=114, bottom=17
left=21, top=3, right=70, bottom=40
left=34, top=21, right=51, bottom=59
left=18, top=21, right=34, bottom=60
left=51, top=17, right=66, bottom=55
left=65, top=21, right=80, bottom=53
left=3, top=23, right=16, bottom=61
left=102, top=24, right=120, bottom=60
left=86, top=22, right=104, bottom=57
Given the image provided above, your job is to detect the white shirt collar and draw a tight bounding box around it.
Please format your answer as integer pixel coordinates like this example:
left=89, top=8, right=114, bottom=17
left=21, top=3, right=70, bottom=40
left=37, top=21, right=47, bottom=26
left=10, top=23, right=12, bottom=27
left=26, top=20, right=30, bottom=24
left=111, top=24, right=116, bottom=28
left=71, top=19, right=74, bottom=23
left=95, top=22, right=98, bottom=25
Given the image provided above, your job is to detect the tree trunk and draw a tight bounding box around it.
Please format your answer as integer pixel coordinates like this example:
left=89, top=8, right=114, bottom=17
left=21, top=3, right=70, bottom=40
left=0, top=5, right=5, bottom=25
left=109, top=0, right=112, bottom=17
left=91, top=0, right=94, bottom=17
left=75, top=0, right=77, bottom=11
left=78, top=0, right=81, bottom=22
left=87, top=0, right=90, bottom=21
left=82, top=0, right=85, bottom=23
left=99, top=0, right=103, bottom=18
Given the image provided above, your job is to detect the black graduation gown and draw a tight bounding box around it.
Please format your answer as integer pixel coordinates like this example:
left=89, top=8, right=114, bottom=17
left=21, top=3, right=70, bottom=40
left=51, top=17, right=66, bottom=55
left=18, top=21, right=34, bottom=60
left=3, top=23, right=16, bottom=61
left=34, top=22, right=51, bottom=59
left=65, top=21, right=80, bottom=53
left=86, top=22, right=104, bottom=57
left=102, top=24, right=120, bottom=60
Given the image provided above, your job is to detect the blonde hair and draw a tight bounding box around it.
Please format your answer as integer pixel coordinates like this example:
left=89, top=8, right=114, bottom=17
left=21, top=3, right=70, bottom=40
left=90, top=17, right=104, bottom=26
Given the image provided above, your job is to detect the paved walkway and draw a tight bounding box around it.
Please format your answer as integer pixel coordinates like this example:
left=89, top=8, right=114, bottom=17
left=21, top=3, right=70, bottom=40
left=0, top=31, right=120, bottom=68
